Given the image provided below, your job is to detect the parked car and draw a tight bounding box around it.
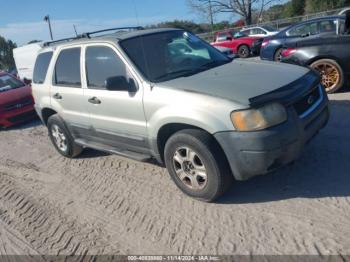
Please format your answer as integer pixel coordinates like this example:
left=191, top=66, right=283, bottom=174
left=240, top=25, right=279, bottom=38
left=212, top=30, right=263, bottom=58
left=281, top=33, right=350, bottom=93
left=0, top=71, right=36, bottom=128
left=214, top=46, right=237, bottom=58
left=260, top=16, right=345, bottom=61
left=32, top=27, right=329, bottom=201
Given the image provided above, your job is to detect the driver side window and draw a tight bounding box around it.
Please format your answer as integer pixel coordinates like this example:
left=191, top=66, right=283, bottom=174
left=85, top=46, right=127, bottom=90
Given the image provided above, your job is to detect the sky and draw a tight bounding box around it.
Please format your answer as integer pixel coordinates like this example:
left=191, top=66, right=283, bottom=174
left=0, top=0, right=233, bottom=46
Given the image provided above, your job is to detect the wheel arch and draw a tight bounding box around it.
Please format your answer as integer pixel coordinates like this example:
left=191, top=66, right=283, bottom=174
left=41, top=108, right=58, bottom=126
left=307, top=55, right=342, bottom=67
left=154, top=123, right=225, bottom=164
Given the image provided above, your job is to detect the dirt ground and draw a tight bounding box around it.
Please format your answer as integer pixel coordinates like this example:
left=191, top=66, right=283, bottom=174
left=0, top=90, right=350, bottom=256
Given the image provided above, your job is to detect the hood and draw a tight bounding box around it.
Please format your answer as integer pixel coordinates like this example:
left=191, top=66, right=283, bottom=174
left=0, top=85, right=32, bottom=105
left=158, top=60, right=315, bottom=106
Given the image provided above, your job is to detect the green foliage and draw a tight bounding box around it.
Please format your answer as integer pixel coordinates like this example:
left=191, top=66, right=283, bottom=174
left=284, top=0, right=306, bottom=17
left=149, top=20, right=209, bottom=34
left=305, top=0, right=350, bottom=13
left=0, top=35, right=17, bottom=70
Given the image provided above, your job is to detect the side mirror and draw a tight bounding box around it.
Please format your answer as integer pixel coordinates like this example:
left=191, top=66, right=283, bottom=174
left=226, top=36, right=233, bottom=41
left=23, top=78, right=32, bottom=85
left=301, top=33, right=310, bottom=38
left=105, top=76, right=137, bottom=92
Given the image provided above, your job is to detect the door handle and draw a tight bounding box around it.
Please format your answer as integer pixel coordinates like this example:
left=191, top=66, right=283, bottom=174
left=53, top=93, right=62, bottom=100
left=88, top=97, right=101, bottom=104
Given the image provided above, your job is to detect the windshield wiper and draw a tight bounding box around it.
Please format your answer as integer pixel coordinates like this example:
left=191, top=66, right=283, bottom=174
left=153, top=60, right=230, bottom=82
left=153, top=69, right=198, bottom=82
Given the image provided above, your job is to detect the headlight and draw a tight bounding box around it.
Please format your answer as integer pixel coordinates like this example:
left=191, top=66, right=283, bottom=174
left=231, top=103, right=287, bottom=131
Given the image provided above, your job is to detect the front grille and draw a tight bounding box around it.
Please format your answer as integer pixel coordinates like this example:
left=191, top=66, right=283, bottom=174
left=293, top=85, right=322, bottom=118
left=8, top=110, right=36, bottom=123
left=4, top=98, right=33, bottom=111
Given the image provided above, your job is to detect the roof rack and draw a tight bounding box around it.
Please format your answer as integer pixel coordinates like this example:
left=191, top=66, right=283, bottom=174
left=43, top=26, right=144, bottom=47
left=78, top=26, right=144, bottom=38
left=43, top=36, right=81, bottom=47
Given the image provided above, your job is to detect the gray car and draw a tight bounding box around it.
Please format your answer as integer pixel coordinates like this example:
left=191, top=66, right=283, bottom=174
left=32, top=27, right=329, bottom=201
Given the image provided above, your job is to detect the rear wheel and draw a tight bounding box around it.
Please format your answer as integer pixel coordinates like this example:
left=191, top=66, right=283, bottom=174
left=310, top=59, right=344, bottom=93
left=47, top=114, right=83, bottom=158
left=164, top=129, right=233, bottom=202
left=274, top=48, right=283, bottom=62
left=237, top=45, right=250, bottom=58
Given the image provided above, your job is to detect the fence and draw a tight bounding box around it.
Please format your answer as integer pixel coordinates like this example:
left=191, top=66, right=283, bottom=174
left=197, top=6, right=349, bottom=42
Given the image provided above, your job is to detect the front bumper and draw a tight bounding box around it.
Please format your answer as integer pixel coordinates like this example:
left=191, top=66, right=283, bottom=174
left=214, top=87, right=329, bottom=181
left=0, top=106, right=37, bottom=128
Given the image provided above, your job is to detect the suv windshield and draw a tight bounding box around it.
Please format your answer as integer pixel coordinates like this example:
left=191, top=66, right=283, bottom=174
left=120, top=30, right=230, bottom=82
left=0, top=74, right=25, bottom=93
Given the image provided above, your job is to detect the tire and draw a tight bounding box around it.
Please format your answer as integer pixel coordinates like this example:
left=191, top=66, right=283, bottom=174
left=47, top=114, right=83, bottom=158
left=310, top=59, right=344, bottom=93
left=237, top=45, right=250, bottom=58
left=274, top=48, right=283, bottom=62
left=164, top=129, right=233, bottom=202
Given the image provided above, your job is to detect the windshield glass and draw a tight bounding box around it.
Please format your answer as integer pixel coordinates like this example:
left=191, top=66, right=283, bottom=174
left=0, top=74, right=25, bottom=93
left=120, top=30, right=230, bottom=82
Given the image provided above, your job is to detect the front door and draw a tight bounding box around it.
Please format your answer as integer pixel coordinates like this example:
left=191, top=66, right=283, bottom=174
left=82, top=44, right=148, bottom=153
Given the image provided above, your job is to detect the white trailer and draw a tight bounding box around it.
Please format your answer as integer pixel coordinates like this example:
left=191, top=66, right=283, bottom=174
left=13, top=43, right=43, bottom=80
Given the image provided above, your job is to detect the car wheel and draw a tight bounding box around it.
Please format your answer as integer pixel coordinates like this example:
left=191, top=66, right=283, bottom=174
left=237, top=45, right=250, bottom=58
left=164, top=129, right=233, bottom=202
left=274, top=48, right=283, bottom=62
left=47, top=114, right=83, bottom=158
left=310, top=59, right=344, bottom=93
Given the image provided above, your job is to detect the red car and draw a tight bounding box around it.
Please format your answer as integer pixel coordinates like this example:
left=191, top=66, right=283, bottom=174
left=0, top=72, right=36, bottom=128
left=212, top=30, right=263, bottom=58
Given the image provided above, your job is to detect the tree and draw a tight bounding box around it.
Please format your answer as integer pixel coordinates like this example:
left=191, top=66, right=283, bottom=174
left=188, top=0, right=280, bottom=25
left=284, top=0, right=306, bottom=17
left=0, top=36, right=17, bottom=70
left=305, top=0, right=350, bottom=13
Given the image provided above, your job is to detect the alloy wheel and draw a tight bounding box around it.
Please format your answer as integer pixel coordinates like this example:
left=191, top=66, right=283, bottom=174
left=51, top=124, right=68, bottom=152
left=312, top=62, right=340, bottom=93
left=172, top=147, right=207, bottom=190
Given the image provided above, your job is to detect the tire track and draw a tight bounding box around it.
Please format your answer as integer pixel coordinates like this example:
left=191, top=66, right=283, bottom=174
left=0, top=172, right=118, bottom=255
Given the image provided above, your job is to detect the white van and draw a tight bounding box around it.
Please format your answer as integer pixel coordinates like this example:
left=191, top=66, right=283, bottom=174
left=13, top=43, right=42, bottom=81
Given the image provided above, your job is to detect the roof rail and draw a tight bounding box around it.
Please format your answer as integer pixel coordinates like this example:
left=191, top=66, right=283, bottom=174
left=43, top=36, right=81, bottom=47
left=79, top=26, right=144, bottom=38
left=43, top=26, right=144, bottom=47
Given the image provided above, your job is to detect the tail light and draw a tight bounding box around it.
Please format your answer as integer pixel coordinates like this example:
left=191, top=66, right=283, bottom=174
left=281, top=48, right=296, bottom=57
left=261, top=39, right=270, bottom=48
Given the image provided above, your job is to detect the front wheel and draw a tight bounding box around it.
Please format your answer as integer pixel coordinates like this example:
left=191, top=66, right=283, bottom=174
left=310, top=59, right=344, bottom=93
left=164, top=129, right=233, bottom=202
left=237, top=45, right=250, bottom=58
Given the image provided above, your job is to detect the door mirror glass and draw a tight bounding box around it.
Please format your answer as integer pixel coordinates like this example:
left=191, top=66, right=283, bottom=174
left=105, top=76, right=136, bottom=92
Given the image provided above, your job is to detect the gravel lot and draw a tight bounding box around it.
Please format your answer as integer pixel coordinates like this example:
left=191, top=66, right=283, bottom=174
left=0, top=83, right=350, bottom=256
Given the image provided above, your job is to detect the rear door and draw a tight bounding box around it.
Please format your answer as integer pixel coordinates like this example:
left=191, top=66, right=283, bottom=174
left=50, top=46, right=91, bottom=138
left=82, top=43, right=148, bottom=153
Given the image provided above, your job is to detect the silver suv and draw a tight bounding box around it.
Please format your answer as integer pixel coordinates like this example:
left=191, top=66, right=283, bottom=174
left=32, top=27, right=329, bottom=201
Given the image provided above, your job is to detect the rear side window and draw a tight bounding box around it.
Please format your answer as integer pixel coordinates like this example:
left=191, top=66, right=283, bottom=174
left=54, top=48, right=81, bottom=87
left=33, top=52, right=53, bottom=84
left=85, top=46, right=126, bottom=89
left=288, top=22, right=318, bottom=36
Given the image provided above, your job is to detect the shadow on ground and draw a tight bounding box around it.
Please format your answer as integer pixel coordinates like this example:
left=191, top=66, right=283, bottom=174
left=220, top=99, right=350, bottom=204
left=1, top=117, right=42, bottom=131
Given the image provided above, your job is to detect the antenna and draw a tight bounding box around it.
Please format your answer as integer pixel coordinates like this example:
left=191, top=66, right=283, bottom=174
left=73, top=25, right=78, bottom=37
